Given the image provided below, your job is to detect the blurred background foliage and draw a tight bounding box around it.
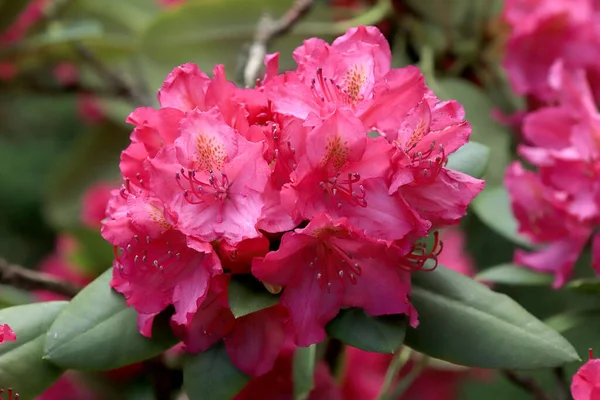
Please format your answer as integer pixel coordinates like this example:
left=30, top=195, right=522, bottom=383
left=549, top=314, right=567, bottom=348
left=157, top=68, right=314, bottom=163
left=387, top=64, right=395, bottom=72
left=0, top=0, right=595, bottom=398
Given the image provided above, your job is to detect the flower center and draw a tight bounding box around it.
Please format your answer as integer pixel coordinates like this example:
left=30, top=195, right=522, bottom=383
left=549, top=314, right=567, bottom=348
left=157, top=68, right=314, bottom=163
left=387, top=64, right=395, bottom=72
left=175, top=168, right=230, bottom=205
left=319, top=172, right=367, bottom=208
left=310, top=67, right=365, bottom=107
left=398, top=231, right=443, bottom=272
left=116, top=232, right=192, bottom=282
left=410, top=142, right=447, bottom=184
left=310, top=239, right=363, bottom=293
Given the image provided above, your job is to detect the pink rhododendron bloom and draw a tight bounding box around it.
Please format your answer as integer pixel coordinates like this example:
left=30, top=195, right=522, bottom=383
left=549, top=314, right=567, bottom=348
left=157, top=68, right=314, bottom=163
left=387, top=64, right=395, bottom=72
left=341, top=346, right=474, bottom=400
left=80, top=182, right=115, bottom=228
left=37, top=373, right=99, bottom=400
left=253, top=213, right=417, bottom=347
left=268, top=26, right=426, bottom=136
left=236, top=340, right=341, bottom=399
left=34, top=236, right=94, bottom=302
left=174, top=275, right=288, bottom=376
left=0, top=324, right=16, bottom=343
left=502, top=0, right=600, bottom=101
left=506, top=64, right=600, bottom=286
left=102, top=25, right=483, bottom=369
left=0, top=0, right=47, bottom=45
left=102, top=188, right=222, bottom=335
left=150, top=108, right=270, bottom=245
left=438, top=227, right=475, bottom=277
left=572, top=350, right=600, bottom=400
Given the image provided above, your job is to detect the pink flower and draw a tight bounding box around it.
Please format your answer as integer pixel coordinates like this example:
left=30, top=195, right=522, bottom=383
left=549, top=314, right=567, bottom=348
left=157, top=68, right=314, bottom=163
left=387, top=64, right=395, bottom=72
left=37, top=373, right=99, bottom=400
left=0, top=324, right=15, bottom=343
left=252, top=213, right=416, bottom=347
left=80, top=182, right=115, bottom=228
left=506, top=65, right=600, bottom=286
left=34, top=236, right=94, bottom=302
left=0, top=0, right=47, bottom=45
left=101, top=189, right=222, bottom=335
left=341, top=347, right=470, bottom=400
left=390, top=93, right=485, bottom=228
left=156, top=0, right=187, bottom=7
left=438, top=228, right=475, bottom=277
left=149, top=108, right=270, bottom=245
left=281, top=108, right=427, bottom=241
left=236, top=341, right=341, bottom=399
left=76, top=93, right=104, bottom=125
left=502, top=0, right=600, bottom=101
left=267, top=26, right=426, bottom=135
left=53, top=63, right=79, bottom=86
left=572, top=350, right=600, bottom=400
left=173, top=275, right=288, bottom=376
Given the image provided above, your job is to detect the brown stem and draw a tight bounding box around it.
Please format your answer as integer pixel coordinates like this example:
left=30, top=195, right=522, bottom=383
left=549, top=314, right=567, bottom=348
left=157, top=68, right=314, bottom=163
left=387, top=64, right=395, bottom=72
left=553, top=367, right=571, bottom=400
left=243, top=0, right=315, bottom=86
left=502, top=370, right=551, bottom=400
left=0, top=258, right=81, bottom=298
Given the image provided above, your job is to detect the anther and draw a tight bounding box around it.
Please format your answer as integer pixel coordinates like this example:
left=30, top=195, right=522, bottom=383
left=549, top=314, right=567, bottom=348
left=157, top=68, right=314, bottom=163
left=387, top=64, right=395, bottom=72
left=146, top=236, right=151, bottom=244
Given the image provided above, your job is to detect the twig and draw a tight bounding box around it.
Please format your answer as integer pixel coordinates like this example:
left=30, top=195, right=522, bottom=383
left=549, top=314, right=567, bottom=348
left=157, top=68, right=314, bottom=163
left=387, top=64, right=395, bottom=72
left=244, top=0, right=315, bottom=86
left=0, top=258, right=81, bottom=298
left=502, top=370, right=551, bottom=400
left=388, top=354, right=429, bottom=399
left=553, top=367, right=571, bottom=400
left=72, top=43, right=151, bottom=106
left=376, top=347, right=412, bottom=400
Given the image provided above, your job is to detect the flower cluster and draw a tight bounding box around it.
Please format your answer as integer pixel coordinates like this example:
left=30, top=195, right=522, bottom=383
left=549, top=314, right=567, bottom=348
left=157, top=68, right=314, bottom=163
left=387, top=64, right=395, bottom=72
left=505, top=61, right=600, bottom=287
left=101, top=25, right=483, bottom=379
left=502, top=0, right=600, bottom=102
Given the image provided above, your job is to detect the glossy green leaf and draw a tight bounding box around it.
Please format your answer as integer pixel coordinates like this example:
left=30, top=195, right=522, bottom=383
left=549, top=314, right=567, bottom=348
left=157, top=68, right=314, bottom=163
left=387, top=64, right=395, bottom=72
left=326, top=308, right=407, bottom=353
left=565, top=278, right=600, bottom=295
left=228, top=275, right=279, bottom=318
left=445, top=141, right=490, bottom=179
left=45, top=122, right=129, bottom=230
left=475, top=263, right=553, bottom=286
left=405, top=265, right=580, bottom=369
left=293, top=345, right=316, bottom=400
left=436, top=78, right=511, bottom=186
left=471, top=186, right=535, bottom=249
left=0, top=302, right=67, bottom=400
left=183, top=342, right=249, bottom=400
left=44, top=269, right=178, bottom=370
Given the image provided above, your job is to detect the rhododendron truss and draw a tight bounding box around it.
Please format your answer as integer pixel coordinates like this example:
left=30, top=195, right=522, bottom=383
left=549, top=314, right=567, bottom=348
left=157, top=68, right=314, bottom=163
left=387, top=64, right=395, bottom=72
left=506, top=62, right=600, bottom=287
left=101, top=25, right=484, bottom=379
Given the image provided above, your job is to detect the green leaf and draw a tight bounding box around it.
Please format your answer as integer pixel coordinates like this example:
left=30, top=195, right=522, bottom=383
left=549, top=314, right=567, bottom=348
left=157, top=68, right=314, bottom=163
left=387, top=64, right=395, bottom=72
left=565, top=278, right=600, bottom=295
left=475, top=263, right=553, bottom=286
left=471, top=186, right=535, bottom=249
left=436, top=78, right=511, bottom=186
left=0, top=302, right=67, bottom=400
left=445, top=141, right=490, bottom=179
left=140, top=0, right=334, bottom=88
left=293, top=345, right=316, bottom=400
left=228, top=275, right=279, bottom=318
left=544, top=308, right=600, bottom=333
left=44, top=269, right=178, bottom=370
left=405, top=265, right=580, bottom=369
left=326, top=308, right=407, bottom=354
left=183, top=342, right=249, bottom=400
left=45, top=122, right=129, bottom=230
